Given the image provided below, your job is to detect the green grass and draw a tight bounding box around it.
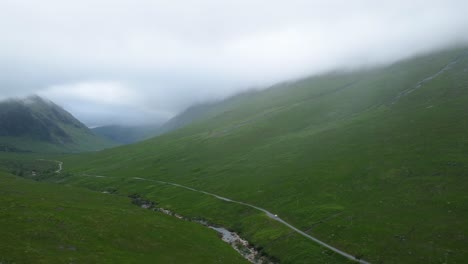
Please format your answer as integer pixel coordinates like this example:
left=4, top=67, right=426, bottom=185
left=0, top=130, right=116, bottom=153
left=0, top=170, right=249, bottom=264
left=0, top=136, right=69, bottom=153
left=4, top=47, right=468, bottom=263
left=42, top=173, right=351, bottom=264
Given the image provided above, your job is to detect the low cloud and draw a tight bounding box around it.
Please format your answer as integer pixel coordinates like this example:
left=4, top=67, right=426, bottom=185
left=37, top=81, right=169, bottom=126
left=42, top=81, right=141, bottom=106
left=1, top=0, right=467, bottom=126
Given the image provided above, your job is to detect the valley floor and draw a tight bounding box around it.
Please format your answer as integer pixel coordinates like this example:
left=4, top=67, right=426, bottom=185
left=0, top=168, right=249, bottom=264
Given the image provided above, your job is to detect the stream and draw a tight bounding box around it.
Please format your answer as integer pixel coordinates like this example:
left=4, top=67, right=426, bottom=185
left=128, top=194, right=273, bottom=264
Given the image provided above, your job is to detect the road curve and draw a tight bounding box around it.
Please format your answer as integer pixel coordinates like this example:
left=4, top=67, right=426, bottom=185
left=37, top=159, right=63, bottom=173
left=132, top=177, right=370, bottom=264
left=54, top=162, right=369, bottom=264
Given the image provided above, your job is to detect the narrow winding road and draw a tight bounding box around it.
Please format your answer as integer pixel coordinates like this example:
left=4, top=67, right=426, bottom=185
left=133, top=177, right=370, bottom=264
left=55, top=161, right=63, bottom=173
left=48, top=160, right=370, bottom=264
left=37, top=159, right=63, bottom=173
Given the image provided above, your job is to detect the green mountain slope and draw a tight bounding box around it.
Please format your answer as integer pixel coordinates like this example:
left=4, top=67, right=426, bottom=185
left=0, top=169, right=248, bottom=263
left=92, top=97, right=259, bottom=145
left=153, top=98, right=252, bottom=135
left=48, top=47, right=468, bottom=263
left=0, top=95, right=116, bottom=152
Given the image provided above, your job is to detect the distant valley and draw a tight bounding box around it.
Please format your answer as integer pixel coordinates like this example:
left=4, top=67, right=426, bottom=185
left=1, top=47, right=467, bottom=263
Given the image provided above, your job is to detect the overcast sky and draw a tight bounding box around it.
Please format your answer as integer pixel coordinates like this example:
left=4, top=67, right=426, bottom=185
left=1, top=0, right=467, bottom=127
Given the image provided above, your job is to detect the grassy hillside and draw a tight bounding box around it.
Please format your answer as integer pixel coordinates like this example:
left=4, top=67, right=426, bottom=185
left=152, top=98, right=255, bottom=136
left=0, top=168, right=249, bottom=264
left=0, top=95, right=116, bottom=153
left=37, top=47, right=468, bottom=263
left=92, top=91, right=276, bottom=145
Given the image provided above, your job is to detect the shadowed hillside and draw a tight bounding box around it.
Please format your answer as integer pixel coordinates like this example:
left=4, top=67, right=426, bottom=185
left=0, top=95, right=116, bottom=152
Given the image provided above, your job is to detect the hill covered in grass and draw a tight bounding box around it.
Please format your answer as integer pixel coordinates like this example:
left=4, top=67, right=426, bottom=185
left=91, top=100, right=251, bottom=144
left=0, top=169, right=249, bottom=264
left=0, top=95, right=116, bottom=152
left=38, top=47, right=468, bottom=263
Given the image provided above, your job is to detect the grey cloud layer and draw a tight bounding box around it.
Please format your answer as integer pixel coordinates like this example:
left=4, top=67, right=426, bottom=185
left=1, top=0, right=467, bottom=126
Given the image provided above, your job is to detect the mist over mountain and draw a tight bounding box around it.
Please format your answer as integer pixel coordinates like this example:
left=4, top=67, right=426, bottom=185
left=48, top=46, right=468, bottom=263
left=0, top=1, right=467, bottom=263
left=0, top=95, right=116, bottom=152
left=1, top=0, right=467, bottom=127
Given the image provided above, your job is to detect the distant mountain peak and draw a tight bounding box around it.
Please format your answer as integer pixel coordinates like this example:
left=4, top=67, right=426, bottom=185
left=2, top=94, right=54, bottom=108
left=0, top=95, right=116, bottom=152
left=21, top=94, right=51, bottom=104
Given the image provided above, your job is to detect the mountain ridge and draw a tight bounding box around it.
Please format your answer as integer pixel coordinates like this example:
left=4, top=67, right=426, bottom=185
left=0, top=95, right=116, bottom=152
